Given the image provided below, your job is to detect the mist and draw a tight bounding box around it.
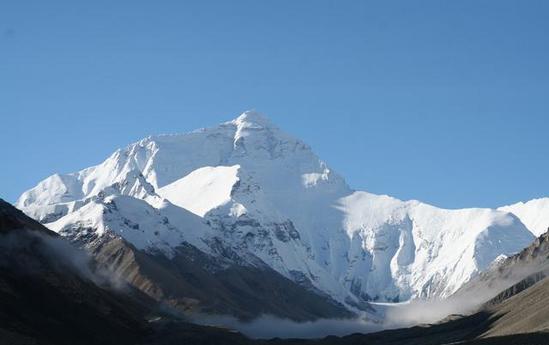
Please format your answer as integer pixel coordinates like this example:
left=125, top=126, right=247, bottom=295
left=188, top=297, right=482, bottom=339
left=190, top=313, right=383, bottom=339
left=189, top=269, right=542, bottom=340
left=0, top=229, right=125, bottom=289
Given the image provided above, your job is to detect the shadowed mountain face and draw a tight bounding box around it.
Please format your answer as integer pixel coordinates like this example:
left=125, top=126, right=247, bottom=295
left=81, top=233, right=353, bottom=321
left=0, top=199, right=255, bottom=345
left=0, top=199, right=149, bottom=345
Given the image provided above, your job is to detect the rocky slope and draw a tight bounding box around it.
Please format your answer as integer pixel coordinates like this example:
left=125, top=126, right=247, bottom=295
left=17, top=111, right=536, bottom=315
left=0, top=200, right=149, bottom=345
left=40, top=191, right=351, bottom=320
left=82, top=230, right=352, bottom=320
left=0, top=198, right=258, bottom=345
left=453, top=228, right=549, bottom=308
left=265, top=270, right=549, bottom=344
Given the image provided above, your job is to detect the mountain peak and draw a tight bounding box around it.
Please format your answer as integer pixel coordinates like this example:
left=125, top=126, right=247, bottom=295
left=233, top=110, right=274, bottom=128
left=230, top=110, right=285, bottom=149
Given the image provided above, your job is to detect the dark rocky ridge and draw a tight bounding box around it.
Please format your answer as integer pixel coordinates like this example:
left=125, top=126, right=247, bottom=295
left=82, top=232, right=353, bottom=321
left=0, top=199, right=148, bottom=344
left=0, top=198, right=252, bottom=345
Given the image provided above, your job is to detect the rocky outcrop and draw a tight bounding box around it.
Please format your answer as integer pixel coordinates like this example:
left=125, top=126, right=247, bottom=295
left=78, top=231, right=354, bottom=321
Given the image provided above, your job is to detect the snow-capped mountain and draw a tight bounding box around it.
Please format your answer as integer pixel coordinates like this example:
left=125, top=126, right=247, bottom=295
left=498, top=198, right=549, bottom=236
left=17, top=111, right=537, bottom=312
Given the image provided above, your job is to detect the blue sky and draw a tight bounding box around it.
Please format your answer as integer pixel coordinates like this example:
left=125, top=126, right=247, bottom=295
left=1, top=0, right=548, bottom=208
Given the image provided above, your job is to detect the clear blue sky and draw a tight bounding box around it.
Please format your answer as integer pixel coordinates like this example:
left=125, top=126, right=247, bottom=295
left=1, top=0, right=548, bottom=208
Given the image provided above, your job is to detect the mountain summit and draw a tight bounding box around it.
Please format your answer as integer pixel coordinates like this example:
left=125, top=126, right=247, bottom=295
left=17, top=111, right=540, bottom=317
left=233, top=110, right=275, bottom=128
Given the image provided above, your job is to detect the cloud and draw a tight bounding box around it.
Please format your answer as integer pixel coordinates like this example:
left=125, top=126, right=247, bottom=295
left=190, top=313, right=383, bottom=339
left=0, top=229, right=124, bottom=289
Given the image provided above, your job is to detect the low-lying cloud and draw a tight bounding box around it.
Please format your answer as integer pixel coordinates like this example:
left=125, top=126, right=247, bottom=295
left=0, top=229, right=124, bottom=289
left=189, top=273, right=537, bottom=340
left=190, top=313, right=382, bottom=339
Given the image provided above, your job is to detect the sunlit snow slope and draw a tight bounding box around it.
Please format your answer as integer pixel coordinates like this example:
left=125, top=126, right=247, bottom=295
left=499, top=198, right=549, bottom=236
left=17, top=111, right=537, bottom=307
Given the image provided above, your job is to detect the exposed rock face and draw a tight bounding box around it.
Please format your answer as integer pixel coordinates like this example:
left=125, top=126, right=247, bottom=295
left=80, top=232, right=353, bottom=320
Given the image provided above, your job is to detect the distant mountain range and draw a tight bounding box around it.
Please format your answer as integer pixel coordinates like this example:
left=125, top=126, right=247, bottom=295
left=16, top=111, right=549, bottom=321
